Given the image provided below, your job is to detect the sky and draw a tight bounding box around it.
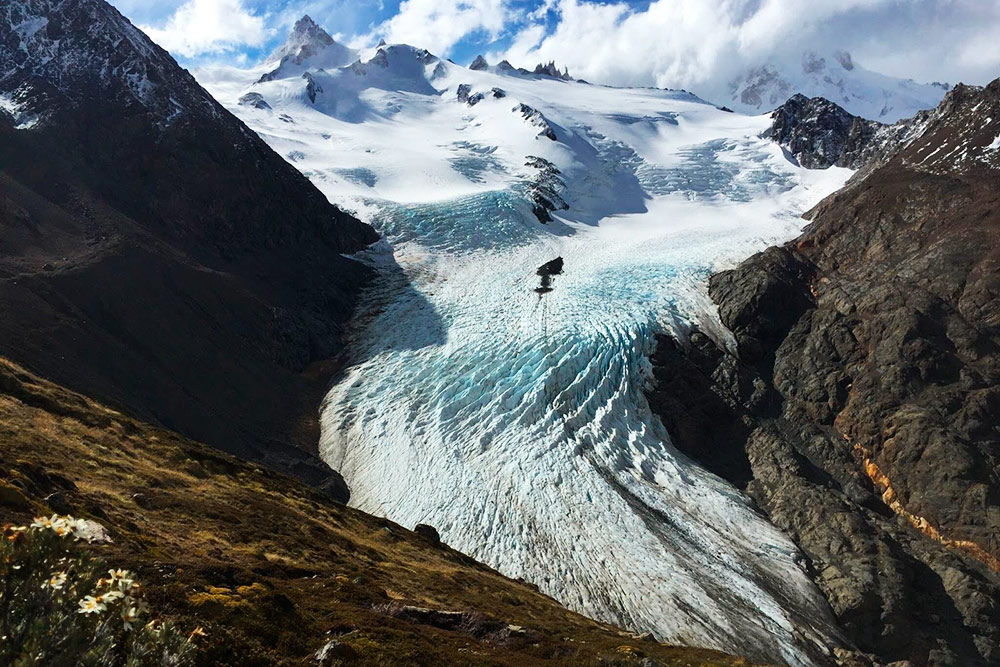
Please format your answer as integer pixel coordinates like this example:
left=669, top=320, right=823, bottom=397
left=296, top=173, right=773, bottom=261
left=108, top=0, right=1000, bottom=89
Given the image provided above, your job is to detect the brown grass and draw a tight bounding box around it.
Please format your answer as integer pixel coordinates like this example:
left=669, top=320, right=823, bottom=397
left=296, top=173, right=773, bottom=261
left=0, top=357, right=765, bottom=666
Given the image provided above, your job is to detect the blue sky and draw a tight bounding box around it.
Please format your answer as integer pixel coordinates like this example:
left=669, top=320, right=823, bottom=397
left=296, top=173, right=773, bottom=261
left=109, top=0, right=1000, bottom=88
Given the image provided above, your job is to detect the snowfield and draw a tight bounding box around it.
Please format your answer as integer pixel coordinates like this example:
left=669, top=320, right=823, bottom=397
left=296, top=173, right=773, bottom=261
left=198, top=37, right=854, bottom=667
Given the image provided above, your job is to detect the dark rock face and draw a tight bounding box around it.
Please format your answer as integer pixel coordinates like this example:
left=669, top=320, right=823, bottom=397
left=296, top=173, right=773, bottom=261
left=534, top=257, right=563, bottom=295
left=765, top=93, right=884, bottom=168
left=524, top=156, right=568, bottom=223
left=649, top=80, right=1000, bottom=666
left=514, top=103, right=558, bottom=141
left=0, top=0, right=377, bottom=488
left=764, top=87, right=985, bottom=172
left=458, top=85, right=506, bottom=107
left=303, top=72, right=323, bottom=103
left=413, top=523, right=441, bottom=545
left=238, top=92, right=271, bottom=110
left=469, top=54, right=488, bottom=71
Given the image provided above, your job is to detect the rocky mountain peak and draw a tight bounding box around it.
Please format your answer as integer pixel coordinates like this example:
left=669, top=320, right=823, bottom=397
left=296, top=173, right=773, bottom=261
left=765, top=93, right=883, bottom=168
left=533, top=61, right=572, bottom=80
left=0, top=0, right=216, bottom=126
left=269, top=14, right=335, bottom=63
left=469, top=54, right=488, bottom=70
left=763, top=79, right=1000, bottom=172
left=259, top=15, right=357, bottom=83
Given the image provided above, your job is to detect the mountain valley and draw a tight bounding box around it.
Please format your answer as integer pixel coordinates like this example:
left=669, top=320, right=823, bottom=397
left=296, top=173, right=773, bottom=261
left=1, top=3, right=998, bottom=666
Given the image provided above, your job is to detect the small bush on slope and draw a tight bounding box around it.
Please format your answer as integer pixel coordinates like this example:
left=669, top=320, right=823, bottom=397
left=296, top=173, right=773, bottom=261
left=0, top=515, right=201, bottom=666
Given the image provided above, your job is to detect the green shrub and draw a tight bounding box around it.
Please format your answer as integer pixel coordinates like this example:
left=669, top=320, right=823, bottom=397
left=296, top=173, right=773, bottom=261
left=1, top=515, right=201, bottom=666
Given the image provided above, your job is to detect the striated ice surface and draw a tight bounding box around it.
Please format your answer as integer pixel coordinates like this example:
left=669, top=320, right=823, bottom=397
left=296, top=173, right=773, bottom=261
left=197, top=46, right=854, bottom=667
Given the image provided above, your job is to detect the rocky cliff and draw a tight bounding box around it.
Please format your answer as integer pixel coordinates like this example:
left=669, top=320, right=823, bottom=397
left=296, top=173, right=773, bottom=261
left=649, top=80, right=1000, bottom=666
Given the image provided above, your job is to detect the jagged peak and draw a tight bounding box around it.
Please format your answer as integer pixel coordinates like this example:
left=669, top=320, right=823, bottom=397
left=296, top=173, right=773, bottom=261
left=267, top=15, right=337, bottom=64
left=533, top=61, right=572, bottom=80
left=469, top=54, right=488, bottom=71
left=293, top=14, right=323, bottom=34
left=259, top=15, right=358, bottom=83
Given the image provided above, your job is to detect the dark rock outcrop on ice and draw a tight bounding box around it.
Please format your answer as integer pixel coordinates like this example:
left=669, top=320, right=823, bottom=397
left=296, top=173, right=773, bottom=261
left=515, top=103, right=558, bottom=140
left=238, top=91, right=272, bottom=110
left=649, top=81, right=1000, bottom=666
left=524, top=156, right=568, bottom=223
left=0, top=0, right=377, bottom=494
left=764, top=93, right=885, bottom=168
left=534, top=257, right=564, bottom=296
left=458, top=85, right=507, bottom=107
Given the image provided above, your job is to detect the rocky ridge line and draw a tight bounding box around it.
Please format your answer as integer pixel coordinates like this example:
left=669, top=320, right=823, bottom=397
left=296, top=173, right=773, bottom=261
left=649, top=79, right=1000, bottom=666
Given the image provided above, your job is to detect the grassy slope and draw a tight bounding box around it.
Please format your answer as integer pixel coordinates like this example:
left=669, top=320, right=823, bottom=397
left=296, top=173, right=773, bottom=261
left=0, top=357, right=762, bottom=667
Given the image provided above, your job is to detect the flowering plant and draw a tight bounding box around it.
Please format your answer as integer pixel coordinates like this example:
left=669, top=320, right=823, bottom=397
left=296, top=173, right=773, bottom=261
left=1, top=515, right=201, bottom=665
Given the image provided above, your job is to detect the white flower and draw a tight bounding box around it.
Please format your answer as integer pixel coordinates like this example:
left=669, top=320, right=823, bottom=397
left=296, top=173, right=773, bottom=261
left=30, top=515, right=58, bottom=530
left=44, top=572, right=68, bottom=591
left=121, top=605, right=141, bottom=630
left=98, top=590, right=125, bottom=604
left=78, top=596, right=107, bottom=614
left=51, top=519, right=74, bottom=538
left=107, top=569, right=134, bottom=590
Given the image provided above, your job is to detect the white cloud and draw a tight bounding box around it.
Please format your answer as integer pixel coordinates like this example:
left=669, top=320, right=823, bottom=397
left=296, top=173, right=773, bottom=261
left=494, top=0, right=1000, bottom=90
left=123, top=0, right=1000, bottom=88
left=140, top=0, right=271, bottom=58
left=370, top=0, right=512, bottom=56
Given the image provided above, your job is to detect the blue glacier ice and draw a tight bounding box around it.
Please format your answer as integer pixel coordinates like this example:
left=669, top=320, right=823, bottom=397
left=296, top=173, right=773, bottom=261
left=198, top=48, right=856, bottom=667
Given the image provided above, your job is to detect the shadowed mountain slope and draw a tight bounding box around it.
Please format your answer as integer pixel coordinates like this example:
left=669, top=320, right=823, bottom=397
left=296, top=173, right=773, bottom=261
left=0, top=355, right=764, bottom=667
left=0, top=0, right=378, bottom=489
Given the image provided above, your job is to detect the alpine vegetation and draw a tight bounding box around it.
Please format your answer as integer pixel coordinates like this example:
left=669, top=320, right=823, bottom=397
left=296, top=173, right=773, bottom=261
left=1, top=515, right=202, bottom=666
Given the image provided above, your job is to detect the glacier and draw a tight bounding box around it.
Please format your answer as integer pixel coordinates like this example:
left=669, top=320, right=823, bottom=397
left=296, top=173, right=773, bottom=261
left=197, top=36, right=856, bottom=667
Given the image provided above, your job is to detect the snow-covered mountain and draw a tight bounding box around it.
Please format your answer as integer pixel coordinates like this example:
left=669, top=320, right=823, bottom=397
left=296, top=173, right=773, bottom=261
left=258, top=15, right=358, bottom=83
left=196, top=19, right=859, bottom=667
left=701, top=50, right=949, bottom=122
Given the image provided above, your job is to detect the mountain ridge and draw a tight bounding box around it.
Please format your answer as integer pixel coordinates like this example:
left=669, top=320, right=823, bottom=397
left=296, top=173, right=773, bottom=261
left=648, top=76, right=1000, bottom=667
left=698, top=49, right=949, bottom=122
left=0, top=0, right=377, bottom=492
